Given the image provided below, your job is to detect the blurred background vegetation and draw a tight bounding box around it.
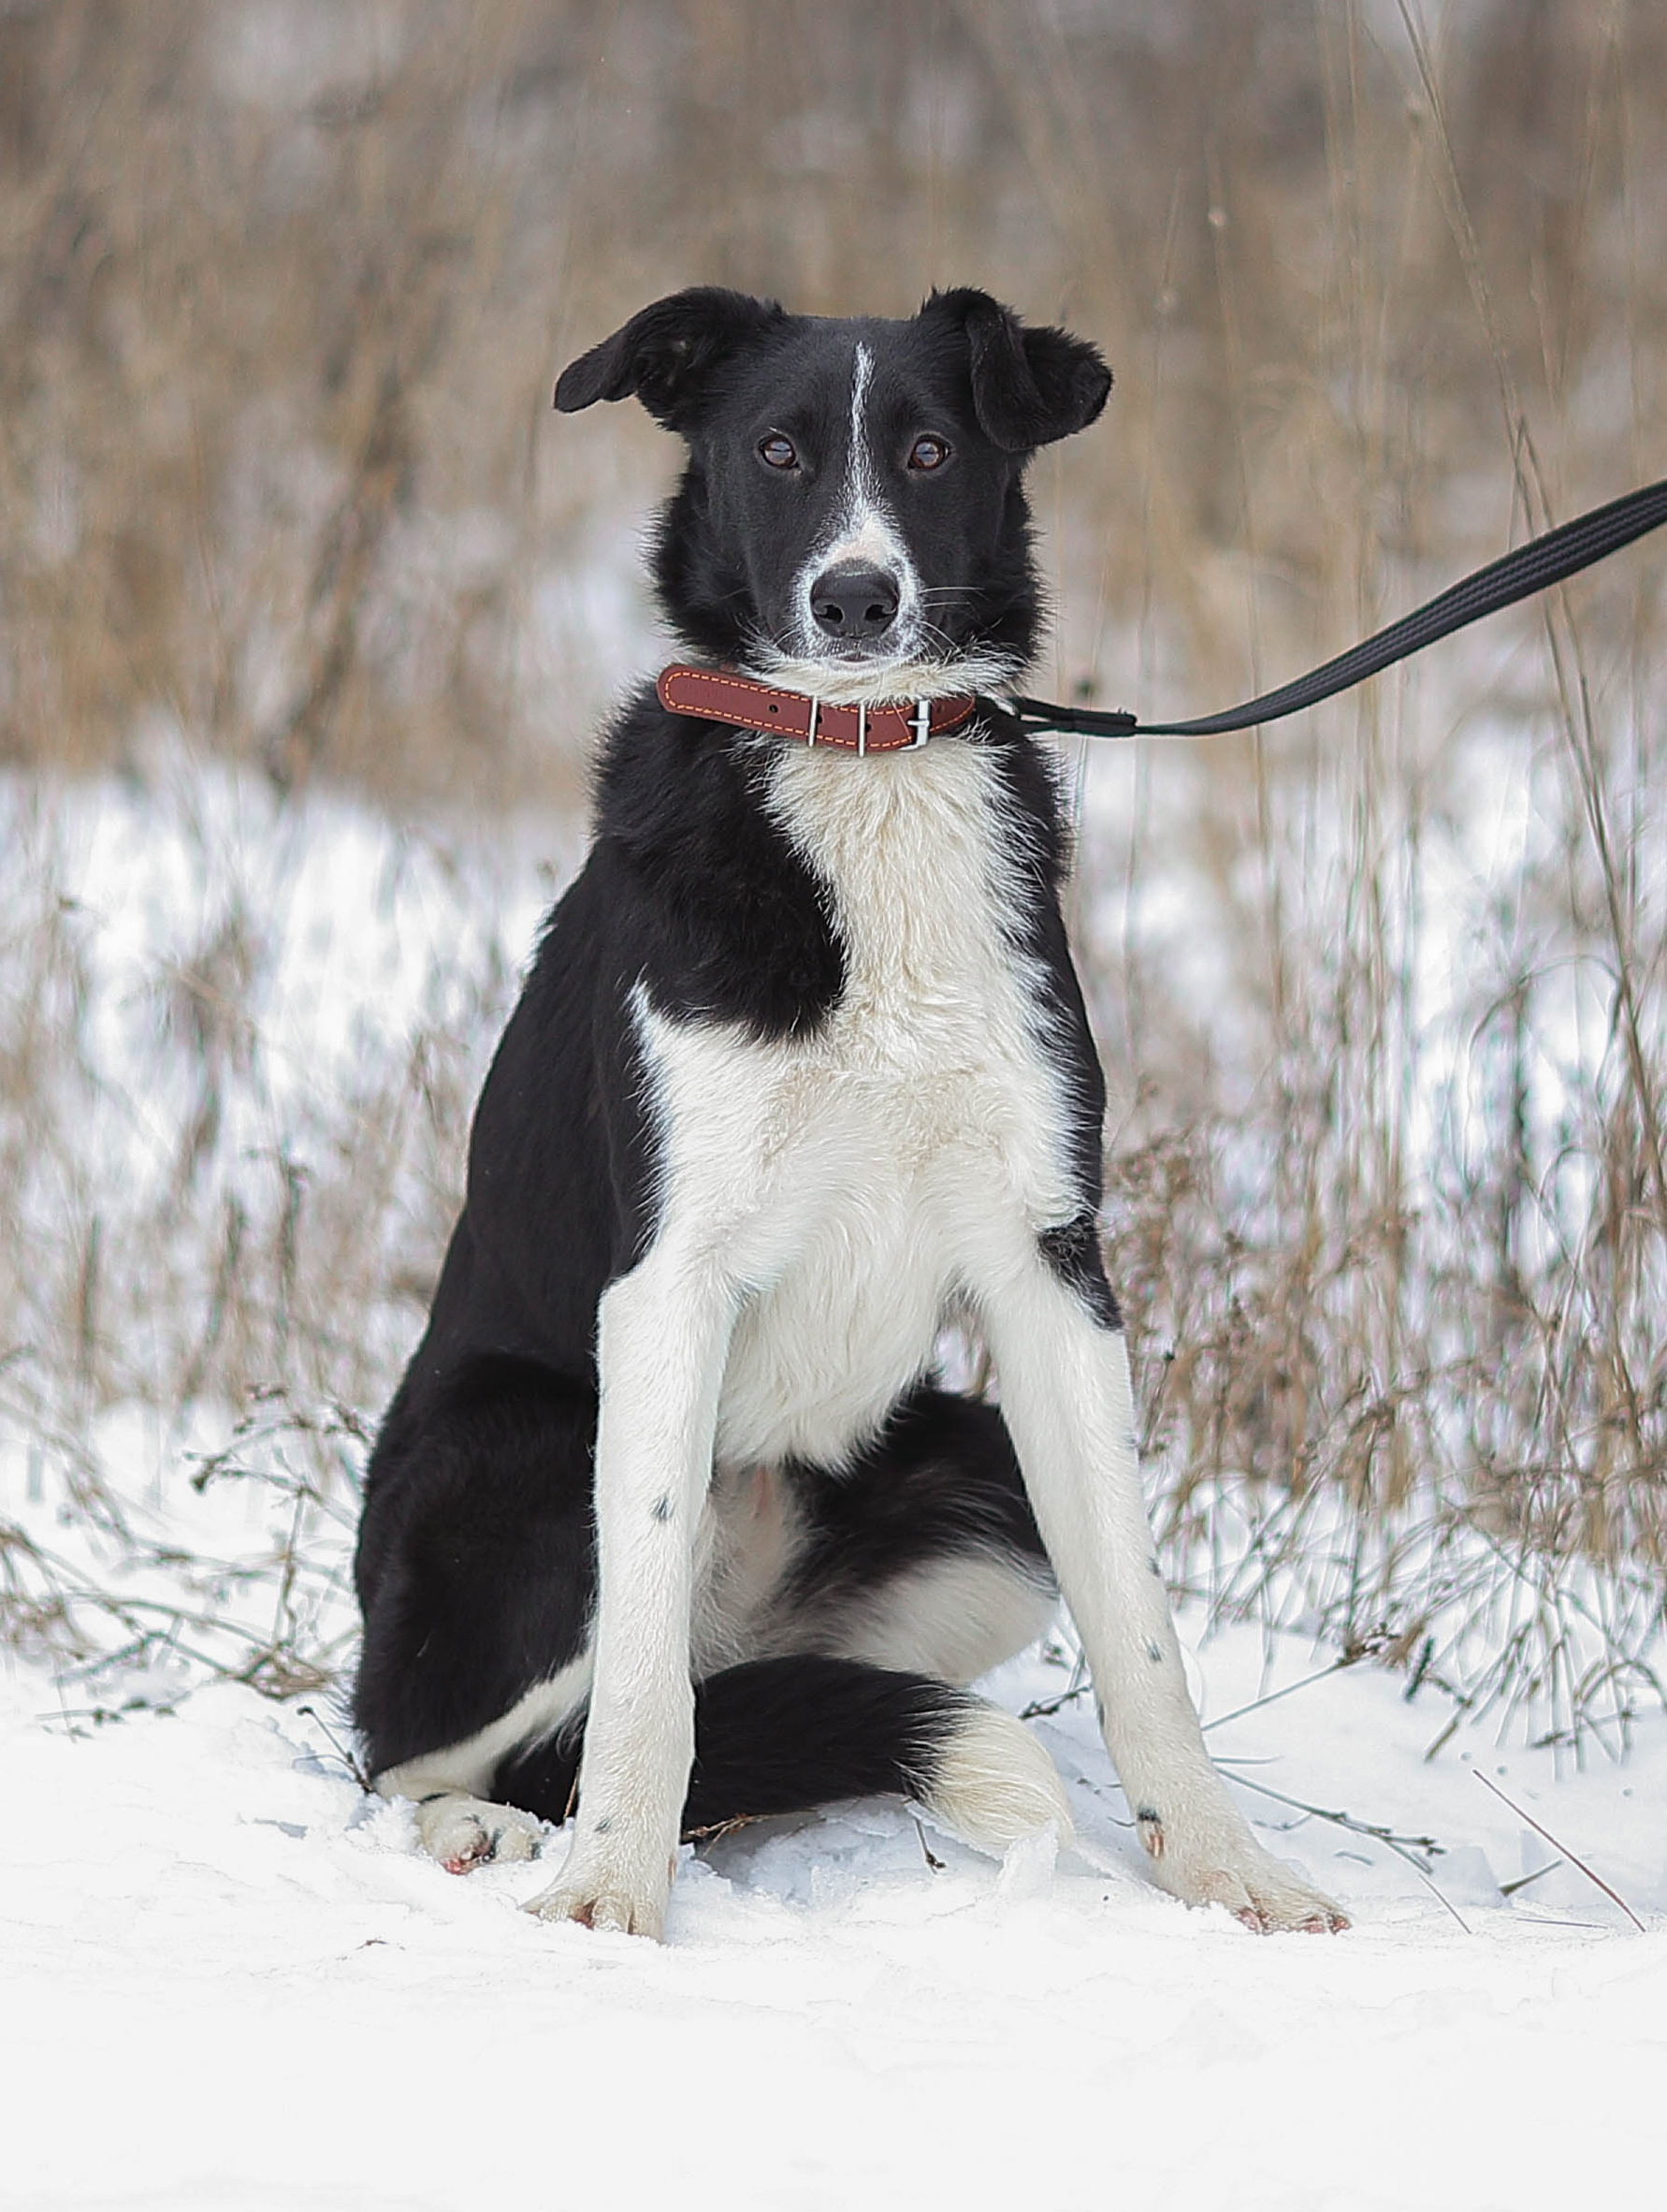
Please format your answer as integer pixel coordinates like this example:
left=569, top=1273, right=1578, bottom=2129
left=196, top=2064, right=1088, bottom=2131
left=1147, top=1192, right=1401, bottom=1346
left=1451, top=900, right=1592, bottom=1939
left=3, top=0, right=1663, bottom=1742
left=7, top=0, right=1662, bottom=797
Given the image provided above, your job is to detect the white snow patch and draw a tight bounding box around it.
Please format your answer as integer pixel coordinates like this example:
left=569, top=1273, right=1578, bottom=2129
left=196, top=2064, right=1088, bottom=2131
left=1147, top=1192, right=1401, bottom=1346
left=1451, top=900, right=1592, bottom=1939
left=4, top=1622, right=1661, bottom=2212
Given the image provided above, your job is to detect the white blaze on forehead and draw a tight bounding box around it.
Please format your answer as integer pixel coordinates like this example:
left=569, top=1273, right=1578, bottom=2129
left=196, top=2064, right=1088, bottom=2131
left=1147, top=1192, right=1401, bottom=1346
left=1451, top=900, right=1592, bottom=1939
left=793, top=341, right=920, bottom=648
left=834, top=342, right=890, bottom=563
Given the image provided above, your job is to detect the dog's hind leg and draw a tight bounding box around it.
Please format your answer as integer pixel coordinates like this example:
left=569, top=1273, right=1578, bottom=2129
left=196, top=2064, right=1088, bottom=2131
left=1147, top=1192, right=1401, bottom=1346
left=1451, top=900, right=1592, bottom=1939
left=353, top=1357, right=598, bottom=1871
left=779, top=1386, right=1060, bottom=1686
left=413, top=1783, right=547, bottom=1875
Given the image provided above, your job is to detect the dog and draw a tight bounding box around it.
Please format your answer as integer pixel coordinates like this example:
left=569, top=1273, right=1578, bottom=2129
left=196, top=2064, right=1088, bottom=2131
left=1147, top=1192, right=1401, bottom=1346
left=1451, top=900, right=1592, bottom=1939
left=352, top=286, right=1346, bottom=1939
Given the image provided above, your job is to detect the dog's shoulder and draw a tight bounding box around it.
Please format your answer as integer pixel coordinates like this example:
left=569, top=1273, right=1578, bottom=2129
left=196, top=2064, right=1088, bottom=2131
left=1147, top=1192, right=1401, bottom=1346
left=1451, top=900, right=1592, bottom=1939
left=579, top=688, right=1080, bottom=1056
left=585, top=684, right=847, bottom=1040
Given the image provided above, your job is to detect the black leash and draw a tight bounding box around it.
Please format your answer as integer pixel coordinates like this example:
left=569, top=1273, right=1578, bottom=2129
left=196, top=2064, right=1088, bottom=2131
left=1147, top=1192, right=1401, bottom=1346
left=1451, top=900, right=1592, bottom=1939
left=1008, top=475, right=1667, bottom=742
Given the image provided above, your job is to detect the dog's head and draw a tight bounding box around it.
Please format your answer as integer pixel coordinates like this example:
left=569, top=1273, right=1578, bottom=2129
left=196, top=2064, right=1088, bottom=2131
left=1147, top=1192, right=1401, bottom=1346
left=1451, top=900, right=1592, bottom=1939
left=555, top=288, right=1110, bottom=703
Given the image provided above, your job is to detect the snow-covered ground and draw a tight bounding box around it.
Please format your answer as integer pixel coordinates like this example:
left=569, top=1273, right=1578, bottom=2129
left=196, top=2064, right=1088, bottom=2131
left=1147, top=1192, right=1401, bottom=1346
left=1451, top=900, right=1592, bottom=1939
left=6, top=726, right=1661, bottom=2211
left=7, top=1617, right=1661, bottom=2212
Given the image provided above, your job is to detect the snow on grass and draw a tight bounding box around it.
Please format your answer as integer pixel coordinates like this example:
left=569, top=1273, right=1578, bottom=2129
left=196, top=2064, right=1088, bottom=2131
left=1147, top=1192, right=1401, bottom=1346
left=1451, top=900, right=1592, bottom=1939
left=4, top=1621, right=1661, bottom=2212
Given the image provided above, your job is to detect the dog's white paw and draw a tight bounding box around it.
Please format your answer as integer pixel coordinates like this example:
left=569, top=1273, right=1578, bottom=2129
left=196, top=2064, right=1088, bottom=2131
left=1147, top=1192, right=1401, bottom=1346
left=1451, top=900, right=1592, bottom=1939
left=414, top=1794, right=544, bottom=1876
left=522, top=1880, right=666, bottom=1938
left=522, top=1833, right=674, bottom=1938
left=1137, top=1812, right=1348, bottom=1933
left=522, top=1867, right=670, bottom=1938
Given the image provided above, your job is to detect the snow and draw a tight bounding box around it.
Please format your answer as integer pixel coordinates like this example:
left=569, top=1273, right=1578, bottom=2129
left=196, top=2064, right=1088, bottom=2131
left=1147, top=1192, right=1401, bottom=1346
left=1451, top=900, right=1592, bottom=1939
left=6, top=1622, right=1661, bottom=2212
left=6, top=734, right=1661, bottom=2212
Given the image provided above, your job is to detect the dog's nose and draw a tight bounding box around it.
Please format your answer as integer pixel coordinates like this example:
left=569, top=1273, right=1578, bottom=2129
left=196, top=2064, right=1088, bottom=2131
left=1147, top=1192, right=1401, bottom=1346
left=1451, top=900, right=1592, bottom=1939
left=810, top=565, right=900, bottom=640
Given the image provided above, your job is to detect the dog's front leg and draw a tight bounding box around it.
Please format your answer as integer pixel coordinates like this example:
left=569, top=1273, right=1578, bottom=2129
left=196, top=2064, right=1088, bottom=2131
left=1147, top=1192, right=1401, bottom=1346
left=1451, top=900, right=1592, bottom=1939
left=524, top=1250, right=736, bottom=1938
left=981, top=1248, right=1347, bottom=1932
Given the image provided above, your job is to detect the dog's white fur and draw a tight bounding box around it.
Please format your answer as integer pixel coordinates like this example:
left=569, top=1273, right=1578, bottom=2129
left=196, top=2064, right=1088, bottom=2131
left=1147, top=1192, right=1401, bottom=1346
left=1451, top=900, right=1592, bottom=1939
left=525, top=722, right=1338, bottom=1935
left=392, top=343, right=1341, bottom=1939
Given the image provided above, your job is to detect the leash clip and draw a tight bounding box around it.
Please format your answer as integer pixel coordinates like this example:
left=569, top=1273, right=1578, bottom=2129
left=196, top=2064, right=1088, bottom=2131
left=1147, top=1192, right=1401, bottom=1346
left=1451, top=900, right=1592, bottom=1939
left=911, top=699, right=931, bottom=748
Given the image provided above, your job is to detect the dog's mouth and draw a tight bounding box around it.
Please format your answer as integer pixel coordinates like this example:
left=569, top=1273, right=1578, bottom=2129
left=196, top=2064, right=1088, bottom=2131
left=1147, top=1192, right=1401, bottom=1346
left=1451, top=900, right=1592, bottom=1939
left=744, top=628, right=1023, bottom=706
left=736, top=563, right=1023, bottom=705
left=803, top=633, right=904, bottom=666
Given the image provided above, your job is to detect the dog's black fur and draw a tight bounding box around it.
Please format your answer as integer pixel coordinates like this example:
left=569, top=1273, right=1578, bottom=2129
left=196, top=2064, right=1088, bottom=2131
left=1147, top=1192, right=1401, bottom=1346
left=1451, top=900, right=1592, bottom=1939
left=354, top=288, right=1109, bottom=1814
left=350, top=290, right=1345, bottom=1938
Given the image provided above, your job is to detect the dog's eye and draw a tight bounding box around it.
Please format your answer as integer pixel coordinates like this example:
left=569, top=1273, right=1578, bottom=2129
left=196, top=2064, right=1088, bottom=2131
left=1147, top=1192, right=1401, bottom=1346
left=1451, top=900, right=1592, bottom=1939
left=907, top=435, right=950, bottom=473
left=758, top=434, right=799, bottom=472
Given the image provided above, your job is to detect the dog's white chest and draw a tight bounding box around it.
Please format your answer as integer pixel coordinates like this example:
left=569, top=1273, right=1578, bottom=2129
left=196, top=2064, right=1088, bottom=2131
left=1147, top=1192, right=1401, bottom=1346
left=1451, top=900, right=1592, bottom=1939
left=634, top=739, right=1082, bottom=1467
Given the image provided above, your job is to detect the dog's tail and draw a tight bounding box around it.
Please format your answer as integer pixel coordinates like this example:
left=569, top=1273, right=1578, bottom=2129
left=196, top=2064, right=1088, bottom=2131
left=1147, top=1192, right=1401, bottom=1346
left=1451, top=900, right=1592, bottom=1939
left=490, top=1654, right=1072, bottom=1854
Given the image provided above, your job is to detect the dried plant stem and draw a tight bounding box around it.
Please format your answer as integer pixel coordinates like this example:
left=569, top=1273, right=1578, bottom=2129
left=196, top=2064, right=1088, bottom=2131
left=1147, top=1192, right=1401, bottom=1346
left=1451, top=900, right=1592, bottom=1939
left=1471, top=1770, right=1644, bottom=1932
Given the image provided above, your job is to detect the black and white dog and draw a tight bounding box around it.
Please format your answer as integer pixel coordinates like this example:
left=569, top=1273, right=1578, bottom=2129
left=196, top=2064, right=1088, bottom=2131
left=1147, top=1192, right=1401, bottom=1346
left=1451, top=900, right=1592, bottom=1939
left=353, top=287, right=1345, bottom=1939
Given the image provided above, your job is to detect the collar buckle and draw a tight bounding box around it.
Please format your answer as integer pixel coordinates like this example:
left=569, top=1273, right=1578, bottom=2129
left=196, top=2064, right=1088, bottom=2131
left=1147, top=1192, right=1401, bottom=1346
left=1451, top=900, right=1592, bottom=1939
left=806, top=696, right=819, bottom=747
left=910, top=699, right=931, bottom=749
left=856, top=703, right=867, bottom=758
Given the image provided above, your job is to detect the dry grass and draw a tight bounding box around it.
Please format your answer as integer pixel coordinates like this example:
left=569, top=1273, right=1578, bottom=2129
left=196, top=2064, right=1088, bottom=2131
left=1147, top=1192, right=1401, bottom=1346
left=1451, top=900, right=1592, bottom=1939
left=0, top=770, right=530, bottom=1698
left=2, top=2, right=1663, bottom=1747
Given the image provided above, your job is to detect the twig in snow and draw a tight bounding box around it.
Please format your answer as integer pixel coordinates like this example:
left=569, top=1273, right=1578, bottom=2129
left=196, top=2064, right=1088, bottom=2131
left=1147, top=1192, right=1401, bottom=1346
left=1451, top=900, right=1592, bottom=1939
left=1472, top=1771, right=1644, bottom=1932
left=1019, top=1681, right=1091, bottom=1721
left=1424, top=1710, right=1465, bottom=1762
left=1215, top=1767, right=1442, bottom=1859
left=296, top=1703, right=374, bottom=1793
left=1499, top=1859, right=1563, bottom=1898
left=1203, top=1630, right=1392, bottom=1733
left=1020, top=1647, right=1091, bottom=1722
left=1225, top=1769, right=1471, bottom=1931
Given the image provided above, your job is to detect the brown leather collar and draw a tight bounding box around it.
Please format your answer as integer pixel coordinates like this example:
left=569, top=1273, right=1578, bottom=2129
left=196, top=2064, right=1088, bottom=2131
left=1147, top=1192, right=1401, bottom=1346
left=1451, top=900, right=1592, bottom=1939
left=657, top=663, right=979, bottom=753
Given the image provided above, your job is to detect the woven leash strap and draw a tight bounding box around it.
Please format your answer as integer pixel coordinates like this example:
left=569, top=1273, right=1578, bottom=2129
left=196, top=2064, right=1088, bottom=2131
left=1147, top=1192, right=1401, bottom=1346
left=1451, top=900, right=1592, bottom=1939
left=1008, top=475, right=1667, bottom=742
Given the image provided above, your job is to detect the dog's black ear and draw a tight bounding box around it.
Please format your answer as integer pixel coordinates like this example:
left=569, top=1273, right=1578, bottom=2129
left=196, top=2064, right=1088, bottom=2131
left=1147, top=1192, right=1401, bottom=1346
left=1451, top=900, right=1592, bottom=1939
left=923, top=288, right=1111, bottom=452
left=555, top=288, right=787, bottom=430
